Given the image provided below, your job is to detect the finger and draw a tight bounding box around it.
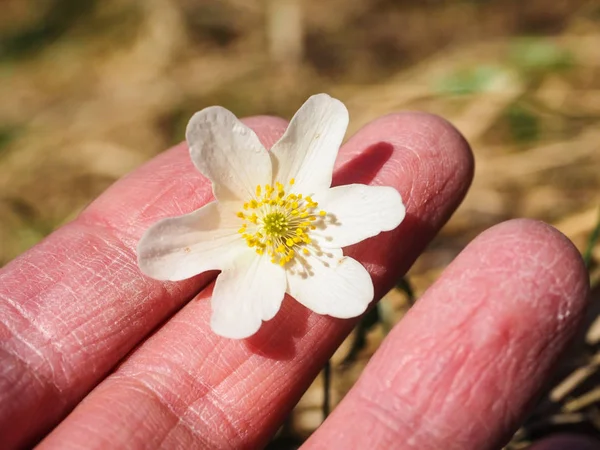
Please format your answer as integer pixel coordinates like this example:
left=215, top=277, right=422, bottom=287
left=39, top=113, right=474, bottom=449
left=303, top=219, right=589, bottom=450
left=0, top=116, right=289, bottom=449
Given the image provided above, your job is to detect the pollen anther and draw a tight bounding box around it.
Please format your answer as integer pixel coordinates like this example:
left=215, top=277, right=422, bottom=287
left=236, top=180, right=326, bottom=265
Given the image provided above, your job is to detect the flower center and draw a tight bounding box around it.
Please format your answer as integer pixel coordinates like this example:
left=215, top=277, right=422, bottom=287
left=236, top=178, right=327, bottom=266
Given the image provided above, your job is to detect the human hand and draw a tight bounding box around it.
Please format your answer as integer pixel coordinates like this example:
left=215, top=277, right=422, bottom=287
left=0, top=112, right=589, bottom=449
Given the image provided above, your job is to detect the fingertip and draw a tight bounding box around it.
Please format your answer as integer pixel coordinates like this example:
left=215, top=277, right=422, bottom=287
left=428, top=218, right=590, bottom=361
left=393, top=111, right=475, bottom=192
left=472, top=218, right=590, bottom=316
left=377, top=111, right=473, bottom=159
left=347, top=111, right=474, bottom=186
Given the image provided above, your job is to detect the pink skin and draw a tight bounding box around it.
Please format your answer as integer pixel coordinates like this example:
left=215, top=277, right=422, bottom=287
left=0, top=113, right=588, bottom=449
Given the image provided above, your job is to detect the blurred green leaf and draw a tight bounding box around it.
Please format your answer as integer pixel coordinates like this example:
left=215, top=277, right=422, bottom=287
left=505, top=104, right=540, bottom=143
left=509, top=38, right=574, bottom=72
left=435, top=65, right=507, bottom=96
left=0, top=126, right=21, bottom=154
left=583, top=207, right=600, bottom=270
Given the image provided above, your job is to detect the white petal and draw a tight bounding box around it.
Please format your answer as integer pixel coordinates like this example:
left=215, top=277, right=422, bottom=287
left=137, top=202, right=245, bottom=281
left=313, top=184, right=405, bottom=249
left=286, top=253, right=373, bottom=318
left=211, top=253, right=287, bottom=339
left=186, top=106, right=271, bottom=202
left=270, top=94, right=348, bottom=194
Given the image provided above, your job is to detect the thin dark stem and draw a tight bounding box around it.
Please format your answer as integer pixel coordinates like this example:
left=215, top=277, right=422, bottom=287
left=340, top=305, right=382, bottom=368
left=396, top=276, right=415, bottom=306
left=583, top=207, right=600, bottom=270
left=323, top=360, right=331, bottom=420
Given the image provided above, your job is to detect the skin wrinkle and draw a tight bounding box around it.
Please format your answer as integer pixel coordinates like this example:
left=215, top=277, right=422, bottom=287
left=194, top=358, right=271, bottom=436
left=114, top=376, right=209, bottom=450
left=356, top=393, right=405, bottom=442
left=0, top=324, right=47, bottom=381
left=113, top=404, right=164, bottom=450
left=0, top=334, right=55, bottom=402
left=0, top=353, right=63, bottom=445
left=451, top=347, right=507, bottom=443
left=19, top=259, right=58, bottom=285
left=229, top=357, right=290, bottom=414
left=180, top=391, right=246, bottom=449
left=26, top=230, right=128, bottom=333
left=109, top=323, right=254, bottom=446
left=46, top=293, right=82, bottom=341
left=0, top=291, right=52, bottom=342
left=401, top=151, right=452, bottom=219
left=78, top=394, right=138, bottom=449
left=0, top=296, right=66, bottom=394
left=1, top=263, right=53, bottom=319
left=165, top=399, right=222, bottom=448
left=46, top=229, right=162, bottom=356
left=356, top=351, right=431, bottom=436
left=382, top=288, right=477, bottom=403
left=366, top=380, right=450, bottom=449
left=131, top=358, right=240, bottom=450
left=400, top=338, right=472, bottom=444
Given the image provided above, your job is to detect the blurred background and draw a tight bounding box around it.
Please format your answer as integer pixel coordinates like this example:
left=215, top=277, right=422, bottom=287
left=1, top=0, right=599, bottom=448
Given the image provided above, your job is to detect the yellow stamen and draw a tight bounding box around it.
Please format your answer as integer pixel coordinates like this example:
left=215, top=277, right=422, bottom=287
left=236, top=182, right=327, bottom=266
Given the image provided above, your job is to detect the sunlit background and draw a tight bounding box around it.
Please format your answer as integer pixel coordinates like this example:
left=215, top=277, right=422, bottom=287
left=1, top=0, right=599, bottom=447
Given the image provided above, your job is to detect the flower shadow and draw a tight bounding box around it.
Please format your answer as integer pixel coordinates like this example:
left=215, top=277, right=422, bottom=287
left=333, top=141, right=394, bottom=186
left=347, top=211, right=439, bottom=298
left=245, top=295, right=311, bottom=361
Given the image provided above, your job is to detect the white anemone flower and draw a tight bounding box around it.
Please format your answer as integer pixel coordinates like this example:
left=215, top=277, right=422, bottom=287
left=137, top=94, right=405, bottom=339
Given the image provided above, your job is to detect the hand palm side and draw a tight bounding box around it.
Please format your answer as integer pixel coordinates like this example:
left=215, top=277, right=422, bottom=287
left=0, top=113, right=589, bottom=450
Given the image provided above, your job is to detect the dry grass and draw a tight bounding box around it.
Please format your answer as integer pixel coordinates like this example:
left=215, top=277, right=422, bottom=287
left=1, top=0, right=599, bottom=447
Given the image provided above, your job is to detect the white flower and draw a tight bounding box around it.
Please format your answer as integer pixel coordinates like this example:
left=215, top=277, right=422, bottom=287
left=137, top=94, right=405, bottom=339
